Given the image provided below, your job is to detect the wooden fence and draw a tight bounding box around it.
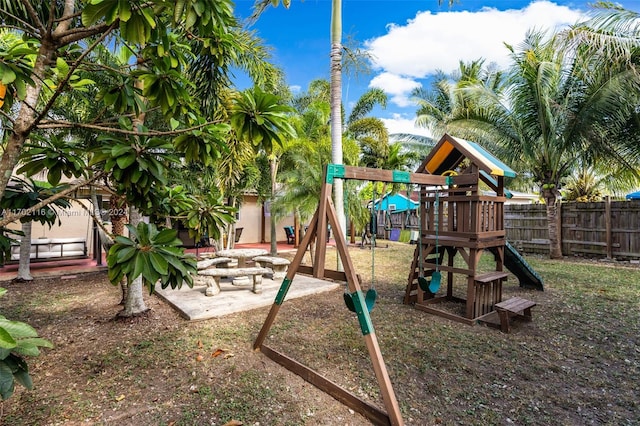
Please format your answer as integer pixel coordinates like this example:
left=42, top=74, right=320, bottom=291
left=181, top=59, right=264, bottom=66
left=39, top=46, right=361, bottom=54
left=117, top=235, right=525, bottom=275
left=380, top=199, right=639, bottom=259
left=505, top=199, right=640, bottom=260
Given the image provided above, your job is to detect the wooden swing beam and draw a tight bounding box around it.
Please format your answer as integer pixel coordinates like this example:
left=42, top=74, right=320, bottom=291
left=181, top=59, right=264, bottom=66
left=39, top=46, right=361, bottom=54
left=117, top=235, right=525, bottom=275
left=253, top=165, right=465, bottom=426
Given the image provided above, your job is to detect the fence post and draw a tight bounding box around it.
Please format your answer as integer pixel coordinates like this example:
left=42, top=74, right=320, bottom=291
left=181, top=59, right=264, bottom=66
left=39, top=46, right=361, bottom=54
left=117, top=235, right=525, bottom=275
left=557, top=201, right=563, bottom=255
left=605, top=196, right=612, bottom=259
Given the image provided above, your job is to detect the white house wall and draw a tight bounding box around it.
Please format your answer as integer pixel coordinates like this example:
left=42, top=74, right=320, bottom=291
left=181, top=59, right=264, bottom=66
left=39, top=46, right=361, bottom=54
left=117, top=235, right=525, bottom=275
left=236, top=194, right=294, bottom=244
left=7, top=195, right=295, bottom=252
left=7, top=199, right=97, bottom=257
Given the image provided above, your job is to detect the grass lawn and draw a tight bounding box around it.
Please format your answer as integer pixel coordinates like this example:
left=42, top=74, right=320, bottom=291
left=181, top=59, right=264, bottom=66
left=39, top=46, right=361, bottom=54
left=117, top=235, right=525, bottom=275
left=2, top=241, right=639, bottom=425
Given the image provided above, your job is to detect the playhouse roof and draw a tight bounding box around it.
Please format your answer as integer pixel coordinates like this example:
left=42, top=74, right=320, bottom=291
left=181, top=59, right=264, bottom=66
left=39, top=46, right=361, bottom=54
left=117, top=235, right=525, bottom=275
left=418, top=133, right=516, bottom=178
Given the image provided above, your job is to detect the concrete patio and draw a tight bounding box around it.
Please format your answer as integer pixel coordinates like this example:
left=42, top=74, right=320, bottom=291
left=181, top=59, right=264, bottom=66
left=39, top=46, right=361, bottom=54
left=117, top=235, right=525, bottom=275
left=1, top=241, right=341, bottom=321
left=154, top=273, right=339, bottom=321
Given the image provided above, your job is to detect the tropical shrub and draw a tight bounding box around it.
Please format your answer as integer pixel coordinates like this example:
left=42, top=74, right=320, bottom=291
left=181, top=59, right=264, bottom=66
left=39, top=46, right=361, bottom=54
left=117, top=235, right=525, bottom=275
left=0, top=288, right=53, bottom=400
left=107, top=222, right=197, bottom=293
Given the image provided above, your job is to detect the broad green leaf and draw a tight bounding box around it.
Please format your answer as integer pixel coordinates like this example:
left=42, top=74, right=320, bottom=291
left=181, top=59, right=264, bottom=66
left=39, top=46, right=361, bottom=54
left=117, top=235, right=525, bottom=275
left=12, top=342, right=40, bottom=357
left=116, top=246, right=137, bottom=263
left=174, top=0, right=185, bottom=22
left=111, top=144, right=132, bottom=157
left=131, top=253, right=145, bottom=281
left=69, top=78, right=95, bottom=88
left=148, top=252, right=168, bottom=275
left=13, top=369, right=32, bottom=391
left=130, top=168, right=142, bottom=183
left=0, top=328, right=16, bottom=349
left=140, top=8, right=157, bottom=28
left=0, top=68, right=16, bottom=85
left=56, top=57, right=69, bottom=76
left=153, top=229, right=179, bottom=245
left=140, top=253, right=161, bottom=285
left=0, top=362, right=15, bottom=400
left=118, top=0, right=131, bottom=21
left=82, top=0, right=120, bottom=26
left=113, top=235, right=134, bottom=245
left=116, top=153, right=136, bottom=169
left=17, top=338, right=52, bottom=349
left=107, top=264, right=124, bottom=284
left=0, top=320, right=37, bottom=339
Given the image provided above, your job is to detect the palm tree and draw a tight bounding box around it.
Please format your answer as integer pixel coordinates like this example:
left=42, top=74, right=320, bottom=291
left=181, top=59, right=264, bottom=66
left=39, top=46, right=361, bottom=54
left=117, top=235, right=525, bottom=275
left=329, top=0, right=347, bottom=243
left=425, top=19, right=640, bottom=258
left=274, top=80, right=365, bottom=246
left=231, top=87, right=296, bottom=255
left=252, top=0, right=453, bottom=247
left=346, top=87, right=389, bottom=165
left=413, top=59, right=505, bottom=136
left=563, top=161, right=640, bottom=202
left=329, top=0, right=455, bottom=243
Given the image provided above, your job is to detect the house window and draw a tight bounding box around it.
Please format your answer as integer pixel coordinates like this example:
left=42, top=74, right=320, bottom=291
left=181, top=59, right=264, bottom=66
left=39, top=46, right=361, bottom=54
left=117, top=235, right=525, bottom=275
left=388, top=204, right=396, bottom=211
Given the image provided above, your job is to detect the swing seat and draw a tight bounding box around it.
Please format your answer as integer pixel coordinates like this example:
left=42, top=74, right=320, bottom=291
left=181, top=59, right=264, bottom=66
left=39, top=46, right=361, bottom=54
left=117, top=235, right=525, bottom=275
left=344, top=289, right=377, bottom=313
left=418, top=271, right=441, bottom=294
left=428, top=271, right=441, bottom=293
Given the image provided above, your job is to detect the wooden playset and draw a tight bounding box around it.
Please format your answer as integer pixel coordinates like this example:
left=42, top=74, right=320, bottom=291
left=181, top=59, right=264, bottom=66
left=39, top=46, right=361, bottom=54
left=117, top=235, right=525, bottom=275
left=253, top=133, right=541, bottom=425
left=402, top=133, right=538, bottom=325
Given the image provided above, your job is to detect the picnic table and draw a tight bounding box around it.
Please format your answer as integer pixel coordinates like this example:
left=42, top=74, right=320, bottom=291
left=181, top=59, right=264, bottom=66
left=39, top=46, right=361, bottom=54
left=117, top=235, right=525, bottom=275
left=215, top=248, right=268, bottom=285
left=215, top=248, right=268, bottom=267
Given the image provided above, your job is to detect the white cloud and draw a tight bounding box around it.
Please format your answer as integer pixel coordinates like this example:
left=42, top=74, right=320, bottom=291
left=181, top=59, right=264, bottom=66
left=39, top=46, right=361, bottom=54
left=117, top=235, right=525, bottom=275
left=365, top=1, right=585, bottom=106
left=381, top=113, right=433, bottom=137
left=369, top=72, right=420, bottom=107
left=289, top=84, right=302, bottom=94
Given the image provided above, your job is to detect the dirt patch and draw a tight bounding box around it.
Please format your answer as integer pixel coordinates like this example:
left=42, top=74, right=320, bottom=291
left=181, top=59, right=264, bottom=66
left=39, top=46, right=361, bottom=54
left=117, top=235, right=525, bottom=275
left=1, top=244, right=639, bottom=425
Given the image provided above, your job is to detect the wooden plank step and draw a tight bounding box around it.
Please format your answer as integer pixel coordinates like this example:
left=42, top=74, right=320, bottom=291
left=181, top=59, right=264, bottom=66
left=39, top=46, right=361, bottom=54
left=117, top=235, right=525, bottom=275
left=494, top=297, right=536, bottom=333
left=475, top=271, right=509, bottom=283
left=495, top=296, right=536, bottom=313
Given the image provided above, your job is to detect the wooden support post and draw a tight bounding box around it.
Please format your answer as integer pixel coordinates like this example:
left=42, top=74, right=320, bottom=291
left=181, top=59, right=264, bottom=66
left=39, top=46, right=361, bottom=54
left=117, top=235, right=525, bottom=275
left=314, top=182, right=330, bottom=278
left=557, top=201, right=563, bottom=254
left=605, top=195, right=612, bottom=259
left=466, top=274, right=476, bottom=318
left=446, top=247, right=455, bottom=298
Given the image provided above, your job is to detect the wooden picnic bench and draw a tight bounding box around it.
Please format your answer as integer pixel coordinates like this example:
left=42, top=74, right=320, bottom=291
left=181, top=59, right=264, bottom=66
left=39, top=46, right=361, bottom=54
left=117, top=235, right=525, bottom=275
left=198, top=267, right=270, bottom=296
left=252, top=255, right=291, bottom=279
left=494, top=296, right=536, bottom=333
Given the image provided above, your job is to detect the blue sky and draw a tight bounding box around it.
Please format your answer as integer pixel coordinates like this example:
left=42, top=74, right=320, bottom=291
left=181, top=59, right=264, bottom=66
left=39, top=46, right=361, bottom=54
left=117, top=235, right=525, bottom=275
left=233, top=1, right=640, bottom=136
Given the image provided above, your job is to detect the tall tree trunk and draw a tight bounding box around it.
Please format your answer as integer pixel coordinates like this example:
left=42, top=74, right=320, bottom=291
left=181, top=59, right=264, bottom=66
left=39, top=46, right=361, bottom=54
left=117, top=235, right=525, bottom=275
left=330, top=0, right=345, bottom=271
left=269, top=156, right=278, bottom=255
left=0, top=0, right=76, bottom=198
left=120, top=274, right=147, bottom=317
left=0, top=48, right=50, bottom=198
left=109, top=194, right=129, bottom=304
left=118, top=207, right=148, bottom=316
left=15, top=221, right=33, bottom=282
left=118, top=68, right=150, bottom=316
left=261, top=204, right=266, bottom=244
left=544, top=190, right=563, bottom=259
left=227, top=196, right=237, bottom=250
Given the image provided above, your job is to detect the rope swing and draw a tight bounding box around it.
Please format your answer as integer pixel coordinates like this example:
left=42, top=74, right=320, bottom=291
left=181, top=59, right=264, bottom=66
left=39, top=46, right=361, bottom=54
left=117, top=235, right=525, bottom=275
left=418, top=186, right=442, bottom=293
left=344, top=182, right=378, bottom=313
left=428, top=190, right=442, bottom=293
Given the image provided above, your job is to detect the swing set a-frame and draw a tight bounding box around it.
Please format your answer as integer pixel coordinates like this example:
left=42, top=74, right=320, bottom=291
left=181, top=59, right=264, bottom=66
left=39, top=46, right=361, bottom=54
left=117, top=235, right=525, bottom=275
left=253, top=164, right=459, bottom=426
